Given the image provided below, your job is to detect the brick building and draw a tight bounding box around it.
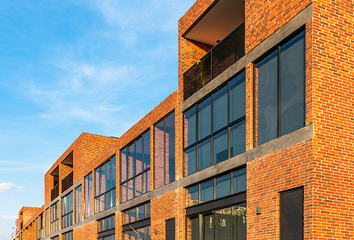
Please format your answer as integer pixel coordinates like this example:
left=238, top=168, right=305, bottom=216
left=14, top=0, right=354, bottom=239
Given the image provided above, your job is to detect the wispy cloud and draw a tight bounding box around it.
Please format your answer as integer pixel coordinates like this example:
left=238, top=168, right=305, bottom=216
left=0, top=215, right=17, bottom=221
left=0, top=183, right=22, bottom=192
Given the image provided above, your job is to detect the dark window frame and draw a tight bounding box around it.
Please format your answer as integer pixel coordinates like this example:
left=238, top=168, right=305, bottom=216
left=154, top=111, right=176, bottom=189
left=184, top=70, right=246, bottom=177
left=94, top=155, right=116, bottom=213
left=62, top=191, right=73, bottom=229
left=120, top=130, right=151, bottom=203
left=50, top=201, right=59, bottom=233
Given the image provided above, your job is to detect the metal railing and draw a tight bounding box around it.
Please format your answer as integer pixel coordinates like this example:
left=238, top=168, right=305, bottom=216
left=184, top=21, right=245, bottom=100
left=51, top=184, right=59, bottom=201
left=62, top=171, right=73, bottom=193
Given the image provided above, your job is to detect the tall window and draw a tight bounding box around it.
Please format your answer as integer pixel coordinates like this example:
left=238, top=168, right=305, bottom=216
left=123, top=202, right=151, bottom=240
left=184, top=71, right=245, bottom=176
left=280, top=187, right=303, bottom=240
left=45, top=208, right=49, bottom=235
left=121, top=130, right=151, bottom=203
left=98, top=215, right=115, bottom=240
left=36, top=214, right=43, bottom=240
left=95, top=155, right=116, bottom=213
left=75, top=185, right=82, bottom=223
left=52, top=236, right=59, bottom=240
left=50, top=201, right=59, bottom=233
left=256, top=30, right=305, bottom=146
left=85, top=172, right=93, bottom=217
left=63, top=231, right=73, bottom=240
left=62, top=191, right=73, bottom=229
left=155, top=112, right=175, bottom=188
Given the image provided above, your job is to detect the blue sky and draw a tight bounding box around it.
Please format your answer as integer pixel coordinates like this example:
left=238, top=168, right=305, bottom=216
left=0, top=0, right=195, bottom=238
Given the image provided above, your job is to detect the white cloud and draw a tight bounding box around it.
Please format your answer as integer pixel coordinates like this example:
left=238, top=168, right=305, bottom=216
left=0, top=183, right=22, bottom=192
left=0, top=215, right=16, bottom=221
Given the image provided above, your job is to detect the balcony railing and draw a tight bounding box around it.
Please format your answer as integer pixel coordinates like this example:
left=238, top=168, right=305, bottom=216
left=62, top=171, right=73, bottom=193
left=51, top=184, right=59, bottom=201
left=184, top=21, right=245, bottom=100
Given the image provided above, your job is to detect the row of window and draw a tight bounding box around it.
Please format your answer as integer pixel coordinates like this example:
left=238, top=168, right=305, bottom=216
left=123, top=202, right=151, bottom=225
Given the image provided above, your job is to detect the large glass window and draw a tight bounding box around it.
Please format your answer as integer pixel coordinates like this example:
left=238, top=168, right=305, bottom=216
left=155, top=112, right=175, bottom=188
left=185, top=71, right=245, bottom=176
left=95, top=155, right=116, bottom=213
left=186, top=168, right=246, bottom=207
left=45, top=208, right=49, bottom=235
left=187, top=204, right=246, bottom=240
left=98, top=215, right=115, bottom=240
left=50, top=201, right=59, bottom=233
left=63, top=231, right=73, bottom=240
left=280, top=187, right=303, bottom=240
left=121, top=130, right=150, bottom=203
left=85, top=172, right=93, bottom=218
left=62, top=191, right=73, bottom=229
left=123, top=202, right=151, bottom=240
left=36, top=213, right=43, bottom=240
left=75, top=185, right=82, bottom=223
left=257, top=30, right=305, bottom=146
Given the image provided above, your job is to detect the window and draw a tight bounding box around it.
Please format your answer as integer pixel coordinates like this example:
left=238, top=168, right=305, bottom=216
left=50, top=201, right=59, bottom=233
left=45, top=208, right=49, bottom=235
left=52, top=236, right=59, bottom=240
left=185, top=71, right=245, bottom=176
left=62, top=191, right=73, bottom=229
left=123, top=202, right=151, bottom=240
left=186, top=168, right=246, bottom=207
left=280, top=187, right=303, bottom=240
left=62, top=231, right=73, bottom=240
left=155, top=112, right=175, bottom=188
left=98, top=215, right=115, bottom=240
left=121, top=130, right=151, bottom=202
left=166, top=218, right=175, bottom=240
left=188, top=204, right=246, bottom=240
left=36, top=214, right=43, bottom=240
left=85, top=172, right=93, bottom=217
left=95, top=155, right=116, bottom=213
left=75, top=185, right=82, bottom=223
left=256, top=30, right=305, bottom=146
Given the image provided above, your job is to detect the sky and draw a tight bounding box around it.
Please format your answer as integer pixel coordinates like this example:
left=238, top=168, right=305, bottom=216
left=0, top=0, right=196, bottom=238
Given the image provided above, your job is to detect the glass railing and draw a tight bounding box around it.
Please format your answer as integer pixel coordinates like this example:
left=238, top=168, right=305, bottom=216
left=184, top=21, right=245, bottom=100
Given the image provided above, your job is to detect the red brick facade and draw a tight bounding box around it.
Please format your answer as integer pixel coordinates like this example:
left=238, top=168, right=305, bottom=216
left=16, top=0, right=354, bottom=239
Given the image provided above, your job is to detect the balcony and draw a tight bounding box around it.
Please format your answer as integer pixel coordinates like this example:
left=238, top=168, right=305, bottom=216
left=51, top=184, right=59, bottom=201
left=62, top=171, right=73, bottom=193
left=184, top=22, right=245, bottom=100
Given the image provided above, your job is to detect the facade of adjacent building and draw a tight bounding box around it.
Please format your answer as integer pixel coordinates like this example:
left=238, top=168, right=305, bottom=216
left=15, top=0, right=354, bottom=239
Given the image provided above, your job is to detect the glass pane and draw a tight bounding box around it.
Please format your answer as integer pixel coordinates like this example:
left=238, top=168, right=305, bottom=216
left=280, top=188, right=303, bottom=240
left=135, top=174, right=143, bottom=197
left=112, top=189, right=116, bottom=207
left=186, top=147, right=197, bottom=176
left=132, top=230, right=137, bottom=240
left=280, top=30, right=305, bottom=136
left=100, top=195, right=105, bottom=212
left=124, top=231, right=130, bottom=240
left=131, top=208, right=137, bottom=222
left=129, top=143, right=135, bottom=178
left=198, top=97, right=211, bottom=140
left=185, top=106, right=197, bottom=147
left=111, top=156, right=116, bottom=188
left=95, top=168, right=100, bottom=197
left=200, top=180, right=214, bottom=203
left=143, top=130, right=151, bottom=170
left=128, top=179, right=134, bottom=200
left=106, top=191, right=111, bottom=210
left=204, top=214, right=214, bottom=240
left=166, top=112, right=175, bottom=184
left=229, top=71, right=246, bottom=123
left=155, top=120, right=165, bottom=188
left=213, top=85, right=228, bottom=132
left=138, top=205, right=145, bottom=220
left=230, top=121, right=246, bottom=158
left=138, top=228, right=145, bottom=240
left=101, top=165, right=106, bottom=194
left=136, top=138, right=143, bottom=174
left=121, top=148, right=127, bottom=182
left=144, top=171, right=151, bottom=193
left=146, top=202, right=151, bottom=218
left=187, top=185, right=199, bottom=207
left=122, top=183, right=127, bottom=203
left=125, top=210, right=129, bottom=224
left=232, top=205, right=247, bottom=240
left=106, top=161, right=111, bottom=191
left=257, top=50, right=278, bottom=145
left=233, top=168, right=246, bottom=194
left=213, top=130, right=228, bottom=164
left=198, top=139, right=211, bottom=171
left=191, top=217, right=199, bottom=240
left=216, top=173, right=231, bottom=199
left=145, top=226, right=151, bottom=240
left=216, top=208, right=231, bottom=240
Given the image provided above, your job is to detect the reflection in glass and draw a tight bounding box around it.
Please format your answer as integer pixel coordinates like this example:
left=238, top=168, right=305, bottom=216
left=191, top=218, right=199, bottom=240
left=201, top=180, right=214, bottom=203
left=232, top=205, right=247, bottom=240
left=185, top=106, right=197, bottom=147
left=213, top=130, right=228, bottom=164
left=230, top=122, right=245, bottom=158
left=143, top=131, right=151, bottom=170
left=166, top=112, right=175, bottom=184
left=198, top=97, right=211, bottom=140
left=215, top=208, right=231, bottom=240
left=204, top=214, right=214, bottom=240
left=229, top=72, right=245, bottom=123
left=136, top=138, right=143, bottom=174
left=198, top=139, right=211, bottom=171
left=155, top=120, right=165, bottom=189
left=188, top=185, right=199, bottom=207
left=216, top=173, right=231, bottom=199
left=233, top=168, right=246, bottom=194
left=186, top=147, right=197, bottom=176
left=213, top=85, right=228, bottom=132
